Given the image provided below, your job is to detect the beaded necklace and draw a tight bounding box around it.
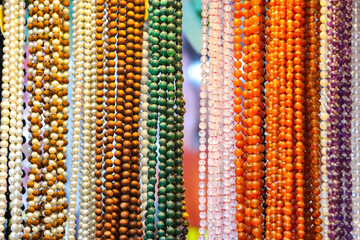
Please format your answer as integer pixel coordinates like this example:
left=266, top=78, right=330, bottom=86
left=303, top=0, right=322, bottom=238
left=326, top=0, right=352, bottom=238
left=94, top=0, right=144, bottom=238
left=352, top=0, right=360, bottom=238
left=145, top=0, right=188, bottom=237
left=1, top=0, right=26, bottom=238
left=24, top=0, right=70, bottom=239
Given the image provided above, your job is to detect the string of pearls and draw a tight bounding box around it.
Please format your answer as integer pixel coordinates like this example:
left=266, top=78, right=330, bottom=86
left=9, top=0, right=25, bottom=238
left=78, top=0, right=94, bottom=238
left=68, top=0, right=83, bottom=238
left=319, top=0, right=330, bottom=237
left=198, top=0, right=208, bottom=237
left=352, top=0, right=360, bottom=238
left=1, top=0, right=26, bottom=238
left=140, top=21, right=150, bottom=230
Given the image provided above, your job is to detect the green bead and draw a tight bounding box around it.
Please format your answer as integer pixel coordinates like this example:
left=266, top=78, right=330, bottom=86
left=157, top=222, right=165, bottom=231
left=159, top=130, right=167, bottom=138
left=147, top=199, right=155, bottom=208
left=175, top=35, right=182, bottom=44
left=166, top=166, right=174, bottom=174
left=159, top=56, right=167, bottom=64
left=149, top=82, right=158, bottom=90
left=158, top=203, right=166, bottom=211
left=166, top=108, right=175, bottom=116
left=175, top=131, right=184, bottom=139
left=175, top=149, right=183, bottom=157
left=159, top=170, right=167, bottom=178
left=160, top=0, right=167, bottom=5
left=167, top=175, right=175, bottom=184
left=158, top=80, right=167, bottom=89
left=166, top=192, right=175, bottom=201
left=146, top=231, right=154, bottom=239
left=159, top=122, right=167, bottom=130
left=160, top=48, right=168, bottom=56
left=174, top=157, right=183, bottom=166
left=158, top=212, right=166, bottom=220
left=152, top=0, right=160, bottom=6
left=167, top=66, right=175, bottom=74
left=159, top=236, right=166, bottom=240
left=153, top=52, right=160, bottom=59
left=175, top=140, right=183, bottom=148
left=148, top=128, right=157, bottom=136
left=148, top=152, right=157, bottom=160
left=148, top=136, right=157, bottom=144
left=159, top=73, right=167, bottom=81
left=167, top=15, right=175, bottom=23
left=148, top=160, right=157, bottom=168
left=159, top=154, right=167, bottom=163
left=159, top=90, right=166, bottom=97
left=166, top=200, right=175, bottom=209
left=167, top=57, right=175, bottom=65
left=167, top=7, right=175, bottom=15
left=167, top=32, right=175, bottom=40
left=148, top=168, right=156, bottom=177
left=175, top=72, right=182, bottom=80
left=147, top=191, right=155, bottom=199
left=168, top=0, right=175, bottom=5
left=167, top=41, right=175, bottom=49
left=146, top=223, right=155, bottom=231
left=159, top=40, right=167, bottom=48
left=149, top=66, right=159, bottom=75
left=149, top=176, right=157, bottom=185
left=160, top=7, right=168, bottom=15
left=175, top=45, right=182, bottom=53
left=153, top=9, right=160, bottom=15
left=159, top=162, right=166, bottom=170
left=160, top=23, right=168, bottom=31
left=166, top=218, right=174, bottom=227
left=175, top=227, right=182, bottom=235
left=148, top=207, right=156, bottom=216
left=159, top=65, right=167, bottom=73
left=151, top=45, right=159, bottom=52
left=160, top=15, right=167, bottom=23
left=159, top=114, right=166, bottom=122
left=167, top=83, right=175, bottom=91
left=175, top=81, right=183, bottom=89
left=149, top=75, right=158, bottom=82
left=167, top=49, right=175, bottom=57
left=166, top=150, right=175, bottom=159
left=159, top=106, right=167, bottom=114
left=167, top=23, right=175, bottom=31
left=167, top=100, right=175, bottom=108
left=167, top=132, right=175, bottom=140
left=166, top=141, right=175, bottom=149
left=158, top=98, right=166, bottom=106
left=159, top=146, right=167, bottom=154
left=175, top=210, right=182, bottom=218
left=175, top=19, right=182, bottom=27
left=158, top=195, right=166, bottom=204
left=167, top=117, right=175, bottom=124
left=166, top=124, right=174, bottom=132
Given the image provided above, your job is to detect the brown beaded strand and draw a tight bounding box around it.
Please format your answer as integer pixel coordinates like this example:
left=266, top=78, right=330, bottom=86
left=95, top=0, right=106, bottom=239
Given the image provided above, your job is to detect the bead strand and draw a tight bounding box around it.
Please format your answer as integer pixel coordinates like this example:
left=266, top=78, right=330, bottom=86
left=340, top=1, right=353, bottom=238
left=351, top=0, right=360, bottom=238
left=264, top=0, right=280, bottom=238
left=24, top=0, right=45, bottom=237
left=198, top=0, right=209, bottom=237
left=140, top=21, right=149, bottom=232
left=144, top=0, right=160, bottom=236
left=221, top=0, right=236, bottom=236
left=94, top=0, right=106, bottom=239
left=233, top=0, right=245, bottom=238
left=319, top=0, right=330, bottom=237
left=68, top=0, right=83, bottom=237
left=78, top=0, right=95, bottom=238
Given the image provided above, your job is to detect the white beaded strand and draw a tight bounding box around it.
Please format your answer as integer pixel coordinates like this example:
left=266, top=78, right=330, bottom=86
left=351, top=0, right=360, bottom=238
left=68, top=0, right=83, bottom=238
left=140, top=21, right=150, bottom=230
left=319, top=0, right=330, bottom=238
left=198, top=0, right=208, bottom=237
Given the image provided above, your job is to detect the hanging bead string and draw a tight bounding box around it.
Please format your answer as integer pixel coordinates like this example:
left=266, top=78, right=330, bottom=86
left=303, top=0, right=322, bottom=238
left=326, top=0, right=346, bottom=238
left=340, top=0, right=353, bottom=238
left=207, top=0, right=223, bottom=236
left=352, top=0, right=360, bottom=238
left=94, top=0, right=106, bottom=238
left=319, top=0, right=330, bottom=237
left=221, top=0, right=236, bottom=235
left=241, top=0, right=266, bottom=238
left=89, top=1, right=98, bottom=237
left=78, top=0, right=95, bottom=238
left=24, top=0, right=46, bottom=238
left=68, top=0, right=83, bottom=237
left=9, top=0, right=26, bottom=238
left=144, top=0, right=159, bottom=236
left=198, top=0, right=209, bottom=236
left=0, top=9, right=6, bottom=240
left=140, top=20, right=149, bottom=232
left=1, top=0, right=26, bottom=238
left=233, top=0, right=245, bottom=238
left=173, top=0, right=189, bottom=237
left=264, top=0, right=280, bottom=238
